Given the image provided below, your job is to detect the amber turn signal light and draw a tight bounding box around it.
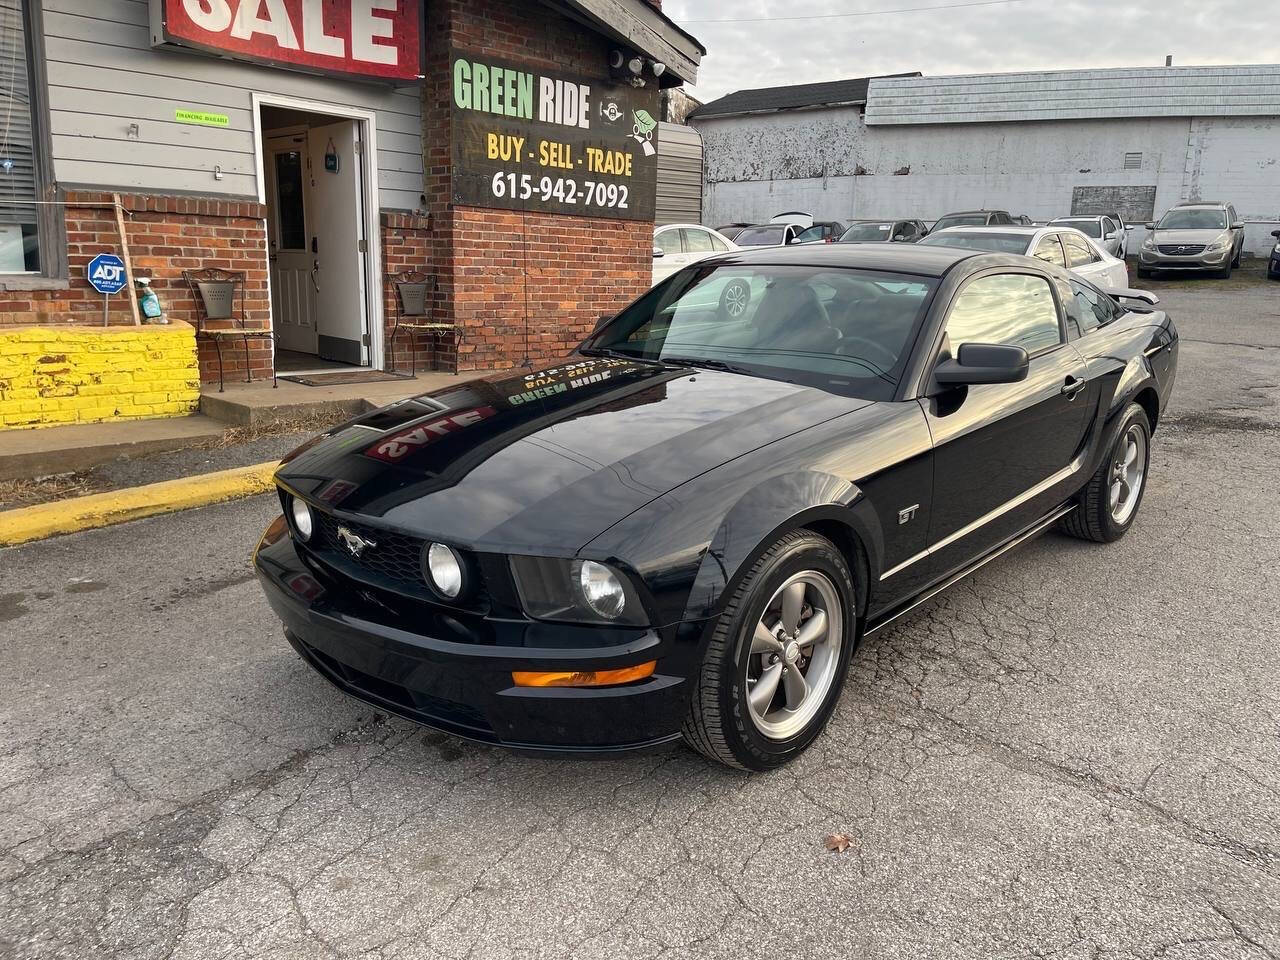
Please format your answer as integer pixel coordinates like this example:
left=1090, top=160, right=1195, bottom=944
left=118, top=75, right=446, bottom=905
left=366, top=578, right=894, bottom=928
left=512, top=661, right=657, bottom=688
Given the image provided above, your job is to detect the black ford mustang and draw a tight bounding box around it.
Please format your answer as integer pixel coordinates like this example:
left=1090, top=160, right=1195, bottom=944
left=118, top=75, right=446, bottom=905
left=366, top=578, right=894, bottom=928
left=256, top=245, right=1178, bottom=770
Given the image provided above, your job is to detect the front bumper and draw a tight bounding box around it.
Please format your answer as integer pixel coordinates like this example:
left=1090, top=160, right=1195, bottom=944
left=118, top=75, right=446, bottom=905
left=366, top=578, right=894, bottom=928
left=1138, top=246, right=1232, bottom=270
left=254, top=516, right=702, bottom=755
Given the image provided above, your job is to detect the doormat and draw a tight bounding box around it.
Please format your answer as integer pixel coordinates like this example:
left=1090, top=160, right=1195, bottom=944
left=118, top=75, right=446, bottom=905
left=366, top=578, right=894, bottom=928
left=280, top=370, right=415, bottom=387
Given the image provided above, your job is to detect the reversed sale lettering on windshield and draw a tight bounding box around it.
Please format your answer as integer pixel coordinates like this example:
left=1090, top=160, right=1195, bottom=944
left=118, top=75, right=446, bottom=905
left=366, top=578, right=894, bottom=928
left=449, top=50, right=659, bottom=221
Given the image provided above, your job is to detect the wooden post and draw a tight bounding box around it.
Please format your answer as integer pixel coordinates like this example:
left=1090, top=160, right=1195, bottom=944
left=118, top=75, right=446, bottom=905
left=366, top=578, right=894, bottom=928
left=112, top=193, right=142, bottom=326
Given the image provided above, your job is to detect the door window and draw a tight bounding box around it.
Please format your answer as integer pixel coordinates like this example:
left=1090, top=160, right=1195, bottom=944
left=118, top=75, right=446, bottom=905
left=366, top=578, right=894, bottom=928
left=274, top=150, right=307, bottom=250
left=681, top=228, right=714, bottom=253
left=1061, top=233, right=1099, bottom=267
left=709, top=233, right=730, bottom=252
left=945, top=273, right=1062, bottom=354
left=1033, top=235, right=1067, bottom=267
left=1069, top=280, right=1118, bottom=333
left=654, top=229, right=682, bottom=255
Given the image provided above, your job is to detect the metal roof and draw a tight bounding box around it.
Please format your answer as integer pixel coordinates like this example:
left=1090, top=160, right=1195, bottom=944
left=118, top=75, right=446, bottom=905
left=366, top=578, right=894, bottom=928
left=866, top=64, right=1280, bottom=125
left=689, top=73, right=922, bottom=120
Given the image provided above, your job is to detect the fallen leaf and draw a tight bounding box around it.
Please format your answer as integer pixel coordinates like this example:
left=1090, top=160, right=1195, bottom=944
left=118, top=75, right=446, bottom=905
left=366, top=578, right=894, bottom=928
left=824, top=832, right=854, bottom=853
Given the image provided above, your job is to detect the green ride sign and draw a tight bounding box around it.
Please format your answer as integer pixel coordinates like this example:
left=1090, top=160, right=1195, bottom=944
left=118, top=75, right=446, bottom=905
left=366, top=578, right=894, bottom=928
left=449, top=50, right=659, bottom=222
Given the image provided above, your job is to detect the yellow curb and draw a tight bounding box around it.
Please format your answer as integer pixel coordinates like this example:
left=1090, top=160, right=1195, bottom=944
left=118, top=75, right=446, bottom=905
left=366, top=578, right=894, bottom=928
left=0, top=460, right=281, bottom=547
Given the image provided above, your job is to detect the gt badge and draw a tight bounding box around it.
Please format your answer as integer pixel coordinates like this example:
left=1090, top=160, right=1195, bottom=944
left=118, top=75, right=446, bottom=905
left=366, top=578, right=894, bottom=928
left=898, top=504, right=920, bottom=525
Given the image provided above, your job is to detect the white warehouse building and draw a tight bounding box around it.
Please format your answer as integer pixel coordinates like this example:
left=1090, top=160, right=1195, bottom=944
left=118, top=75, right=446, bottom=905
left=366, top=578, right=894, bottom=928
left=690, top=64, right=1280, bottom=255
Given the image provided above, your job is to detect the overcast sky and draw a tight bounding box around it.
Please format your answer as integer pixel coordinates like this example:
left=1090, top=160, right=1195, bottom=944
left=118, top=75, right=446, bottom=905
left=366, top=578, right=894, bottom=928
left=664, top=0, right=1279, bottom=103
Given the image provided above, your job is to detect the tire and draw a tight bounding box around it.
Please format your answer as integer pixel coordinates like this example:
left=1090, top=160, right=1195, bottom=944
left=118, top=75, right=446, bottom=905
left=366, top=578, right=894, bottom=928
left=1232, top=248, right=1241, bottom=268
left=718, top=278, right=751, bottom=319
left=1213, top=263, right=1232, bottom=279
left=1137, top=267, right=1153, bottom=279
left=1060, top=403, right=1152, bottom=543
left=682, top=529, right=857, bottom=771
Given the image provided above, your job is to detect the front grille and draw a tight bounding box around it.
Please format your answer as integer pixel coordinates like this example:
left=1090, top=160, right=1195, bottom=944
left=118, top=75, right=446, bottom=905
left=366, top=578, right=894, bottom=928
left=312, top=511, right=426, bottom=588
left=1158, top=244, right=1206, bottom=255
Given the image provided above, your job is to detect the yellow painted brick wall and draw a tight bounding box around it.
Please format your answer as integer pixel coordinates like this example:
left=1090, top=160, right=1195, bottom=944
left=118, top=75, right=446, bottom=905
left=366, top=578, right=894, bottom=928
left=0, top=323, right=201, bottom=430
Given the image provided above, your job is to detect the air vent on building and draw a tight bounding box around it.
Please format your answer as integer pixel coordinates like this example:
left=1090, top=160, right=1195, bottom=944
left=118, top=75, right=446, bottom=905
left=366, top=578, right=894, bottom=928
left=1123, top=152, right=1143, bottom=169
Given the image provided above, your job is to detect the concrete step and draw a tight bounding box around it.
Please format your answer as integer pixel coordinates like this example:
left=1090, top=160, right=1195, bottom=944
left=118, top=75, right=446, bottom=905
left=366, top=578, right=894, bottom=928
left=0, top=415, right=226, bottom=481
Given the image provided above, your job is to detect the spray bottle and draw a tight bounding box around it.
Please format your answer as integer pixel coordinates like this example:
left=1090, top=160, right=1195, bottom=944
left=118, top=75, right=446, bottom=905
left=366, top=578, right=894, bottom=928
left=136, top=277, right=167, bottom=323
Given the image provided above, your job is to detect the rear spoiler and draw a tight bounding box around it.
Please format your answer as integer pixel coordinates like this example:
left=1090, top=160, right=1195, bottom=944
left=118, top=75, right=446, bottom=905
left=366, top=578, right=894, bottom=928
left=1103, top=287, right=1160, bottom=306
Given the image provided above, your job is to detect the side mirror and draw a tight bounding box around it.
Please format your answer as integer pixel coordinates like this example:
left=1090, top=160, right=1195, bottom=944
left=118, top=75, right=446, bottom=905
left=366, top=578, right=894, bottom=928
left=652, top=246, right=664, bottom=258
left=1143, top=222, right=1155, bottom=230
left=1231, top=221, right=1244, bottom=230
left=934, top=343, right=1030, bottom=386
left=1105, top=232, right=1119, bottom=240
left=1271, top=230, right=1280, bottom=239
left=1124, top=224, right=1135, bottom=231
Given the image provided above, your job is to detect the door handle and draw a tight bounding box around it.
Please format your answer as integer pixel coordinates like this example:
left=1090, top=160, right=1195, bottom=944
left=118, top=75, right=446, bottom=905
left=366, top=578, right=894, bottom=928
left=1061, top=375, right=1087, bottom=399
left=310, top=261, right=321, bottom=293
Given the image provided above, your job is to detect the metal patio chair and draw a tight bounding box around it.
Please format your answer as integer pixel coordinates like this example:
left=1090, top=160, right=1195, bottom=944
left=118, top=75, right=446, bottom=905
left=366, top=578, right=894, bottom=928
left=388, top=271, right=457, bottom=375
left=182, top=267, right=277, bottom=392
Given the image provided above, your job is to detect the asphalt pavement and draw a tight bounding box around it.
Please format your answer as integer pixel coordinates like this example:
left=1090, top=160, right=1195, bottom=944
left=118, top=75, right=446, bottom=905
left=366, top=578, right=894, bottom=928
left=2, top=266, right=1279, bottom=959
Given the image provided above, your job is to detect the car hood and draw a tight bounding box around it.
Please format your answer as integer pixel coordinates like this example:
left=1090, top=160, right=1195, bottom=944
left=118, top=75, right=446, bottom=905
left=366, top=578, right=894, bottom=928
left=1151, top=228, right=1227, bottom=244
left=277, top=356, right=868, bottom=553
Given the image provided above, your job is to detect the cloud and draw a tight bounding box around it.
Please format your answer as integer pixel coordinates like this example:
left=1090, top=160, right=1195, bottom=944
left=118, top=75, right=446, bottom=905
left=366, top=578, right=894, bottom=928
left=666, top=0, right=1280, bottom=103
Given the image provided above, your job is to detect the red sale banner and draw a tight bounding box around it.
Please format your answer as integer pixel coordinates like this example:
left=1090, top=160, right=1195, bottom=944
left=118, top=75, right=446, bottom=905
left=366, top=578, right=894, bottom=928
left=156, top=0, right=422, bottom=81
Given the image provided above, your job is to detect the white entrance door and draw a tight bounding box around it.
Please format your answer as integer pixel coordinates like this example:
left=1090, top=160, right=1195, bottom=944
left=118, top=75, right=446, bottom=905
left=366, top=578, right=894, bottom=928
left=308, top=120, right=369, bottom=365
left=266, top=134, right=318, bottom=354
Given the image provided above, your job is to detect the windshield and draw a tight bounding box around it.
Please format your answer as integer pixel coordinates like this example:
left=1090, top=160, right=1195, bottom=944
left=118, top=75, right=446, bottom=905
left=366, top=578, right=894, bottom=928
left=1157, top=208, right=1227, bottom=230
left=840, top=222, right=893, bottom=241
left=919, top=231, right=1031, bottom=254
left=933, top=214, right=986, bottom=231
left=736, top=225, right=787, bottom=246
left=1053, top=219, right=1101, bottom=238
left=795, top=225, right=828, bottom=243
left=582, top=264, right=938, bottom=401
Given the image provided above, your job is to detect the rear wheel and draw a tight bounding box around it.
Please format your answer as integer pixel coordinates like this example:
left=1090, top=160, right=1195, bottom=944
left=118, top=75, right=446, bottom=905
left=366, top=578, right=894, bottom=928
left=1060, top=403, right=1151, bottom=543
left=682, top=530, right=856, bottom=771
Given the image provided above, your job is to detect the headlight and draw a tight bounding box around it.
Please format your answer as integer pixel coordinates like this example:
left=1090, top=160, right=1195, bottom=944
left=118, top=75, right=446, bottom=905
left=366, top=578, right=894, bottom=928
left=1205, top=236, right=1230, bottom=252
left=510, top=556, right=648, bottom=625
left=290, top=497, right=313, bottom=542
left=1141, top=236, right=1155, bottom=250
left=424, top=542, right=464, bottom=598
left=577, top=560, right=625, bottom=619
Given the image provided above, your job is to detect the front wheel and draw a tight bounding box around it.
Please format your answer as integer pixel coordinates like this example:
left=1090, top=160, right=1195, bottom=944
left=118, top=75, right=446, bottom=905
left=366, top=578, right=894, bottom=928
left=682, top=530, right=856, bottom=771
left=1060, top=403, right=1151, bottom=543
left=1137, top=266, right=1153, bottom=279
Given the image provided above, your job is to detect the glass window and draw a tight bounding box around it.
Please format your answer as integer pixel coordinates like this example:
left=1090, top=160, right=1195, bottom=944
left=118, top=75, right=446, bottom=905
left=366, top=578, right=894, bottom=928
left=709, top=233, right=730, bottom=252
left=274, top=151, right=307, bottom=250
left=1157, top=208, right=1227, bottom=230
left=681, top=228, right=714, bottom=253
left=735, top=225, right=787, bottom=246
left=1, top=0, right=42, bottom=273
left=654, top=229, right=682, bottom=255
left=1061, top=233, right=1098, bottom=267
left=919, top=231, right=1031, bottom=254
left=945, top=273, right=1061, bottom=354
left=1069, top=280, right=1117, bottom=333
left=840, top=222, right=894, bottom=242
left=585, top=264, right=938, bottom=400
left=1033, top=235, right=1067, bottom=267
left=1053, top=219, right=1102, bottom=238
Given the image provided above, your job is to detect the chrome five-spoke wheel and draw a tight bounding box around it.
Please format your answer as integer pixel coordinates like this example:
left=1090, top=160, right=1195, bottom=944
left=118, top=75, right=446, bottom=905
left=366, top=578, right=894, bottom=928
left=1109, top=424, right=1146, bottom=525
left=745, top=570, right=844, bottom=740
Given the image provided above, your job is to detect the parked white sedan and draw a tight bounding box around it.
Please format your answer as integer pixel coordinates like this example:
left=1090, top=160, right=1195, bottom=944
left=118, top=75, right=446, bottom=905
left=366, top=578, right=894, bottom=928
left=652, top=223, right=738, bottom=285
left=920, top=225, right=1130, bottom=289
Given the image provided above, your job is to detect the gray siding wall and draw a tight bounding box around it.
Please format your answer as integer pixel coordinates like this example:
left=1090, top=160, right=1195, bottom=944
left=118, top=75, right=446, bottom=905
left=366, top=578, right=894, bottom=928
left=40, top=0, right=423, bottom=209
left=655, top=121, right=702, bottom=225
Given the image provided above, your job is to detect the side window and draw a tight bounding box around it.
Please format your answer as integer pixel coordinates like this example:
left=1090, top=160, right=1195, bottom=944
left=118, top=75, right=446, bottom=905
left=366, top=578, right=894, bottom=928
left=709, top=233, right=730, bottom=252
left=1062, top=234, right=1098, bottom=267
left=681, top=228, right=714, bottom=254
left=1033, top=235, right=1067, bottom=267
left=1228, top=205, right=1238, bottom=225
left=654, top=229, right=682, bottom=255
left=944, top=273, right=1062, bottom=354
left=1069, top=280, right=1117, bottom=333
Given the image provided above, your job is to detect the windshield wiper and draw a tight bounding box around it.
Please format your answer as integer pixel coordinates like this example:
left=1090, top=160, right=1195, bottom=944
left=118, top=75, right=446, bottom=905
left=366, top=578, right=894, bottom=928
left=659, top=356, right=753, bottom=375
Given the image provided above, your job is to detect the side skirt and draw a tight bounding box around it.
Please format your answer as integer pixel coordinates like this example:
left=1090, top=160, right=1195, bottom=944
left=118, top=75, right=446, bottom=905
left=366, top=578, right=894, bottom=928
left=863, top=501, right=1077, bottom=637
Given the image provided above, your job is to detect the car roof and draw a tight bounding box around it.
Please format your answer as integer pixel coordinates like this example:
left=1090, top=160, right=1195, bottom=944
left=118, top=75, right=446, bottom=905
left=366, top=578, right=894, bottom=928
left=1051, top=215, right=1104, bottom=220
left=700, top=240, right=1001, bottom=278
left=1173, top=201, right=1227, bottom=208
left=932, top=225, right=1041, bottom=234
left=937, top=210, right=1001, bottom=216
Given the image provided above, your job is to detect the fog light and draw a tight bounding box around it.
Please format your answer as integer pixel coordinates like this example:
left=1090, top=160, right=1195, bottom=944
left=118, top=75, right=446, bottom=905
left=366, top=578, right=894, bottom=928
left=576, top=560, right=625, bottom=620
left=290, top=497, right=313, bottom=542
left=512, top=662, right=657, bottom=687
left=425, top=542, right=463, bottom=598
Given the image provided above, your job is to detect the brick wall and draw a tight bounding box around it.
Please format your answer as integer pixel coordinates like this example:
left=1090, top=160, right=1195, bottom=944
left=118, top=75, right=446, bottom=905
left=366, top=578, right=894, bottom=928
left=0, top=322, right=200, bottom=429
left=0, top=192, right=271, bottom=385
left=422, top=0, right=654, bottom=373
left=381, top=211, right=455, bottom=373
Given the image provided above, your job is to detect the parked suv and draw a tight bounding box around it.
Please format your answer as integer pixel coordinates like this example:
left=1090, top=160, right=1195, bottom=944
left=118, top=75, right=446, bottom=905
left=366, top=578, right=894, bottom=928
left=1138, top=201, right=1244, bottom=278
left=931, top=209, right=1014, bottom=231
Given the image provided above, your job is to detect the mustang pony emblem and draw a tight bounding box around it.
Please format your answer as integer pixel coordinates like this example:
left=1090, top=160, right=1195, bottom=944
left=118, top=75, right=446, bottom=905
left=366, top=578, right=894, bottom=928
left=337, top=526, right=377, bottom=558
